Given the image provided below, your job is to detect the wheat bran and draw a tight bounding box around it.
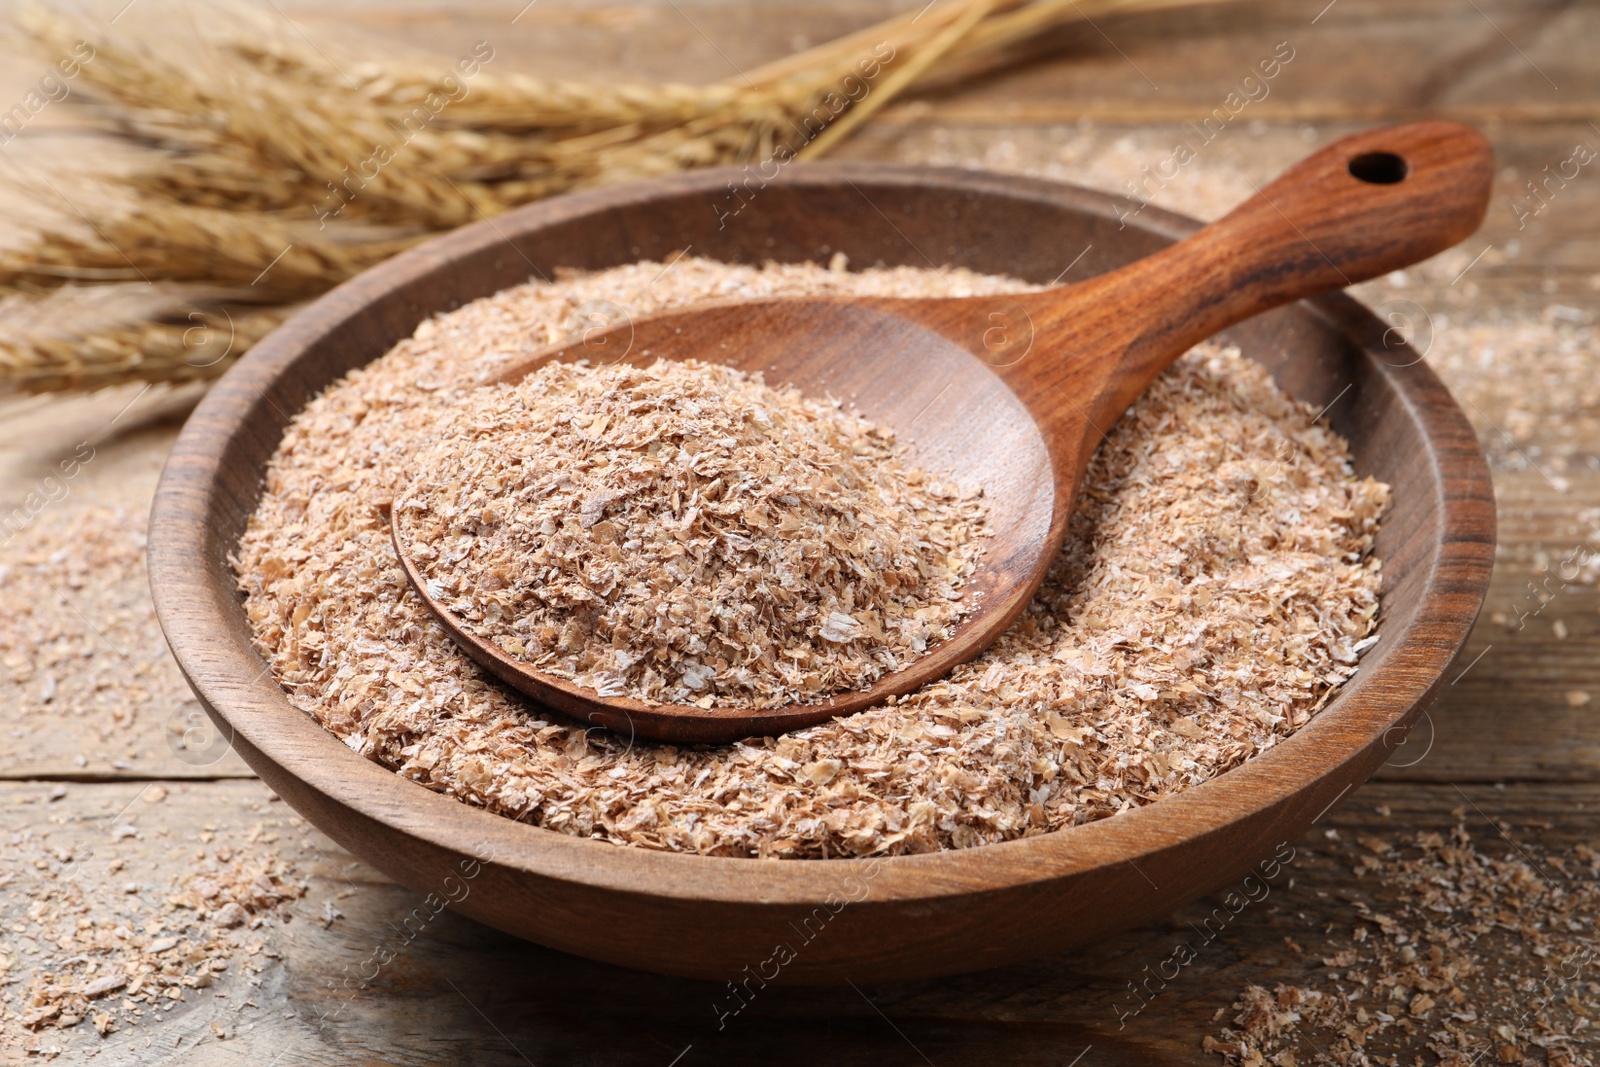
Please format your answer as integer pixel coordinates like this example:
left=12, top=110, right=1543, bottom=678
left=393, top=358, right=988, bottom=709
left=1206, top=822, right=1599, bottom=1066
left=236, top=256, right=1389, bottom=859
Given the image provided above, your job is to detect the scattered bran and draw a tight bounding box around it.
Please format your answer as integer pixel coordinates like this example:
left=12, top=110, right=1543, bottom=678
left=0, top=784, right=307, bottom=1054
left=1206, top=821, right=1599, bottom=1066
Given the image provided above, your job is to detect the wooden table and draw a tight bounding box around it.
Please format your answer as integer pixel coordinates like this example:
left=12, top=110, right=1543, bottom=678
left=2, top=1, right=1596, bottom=1063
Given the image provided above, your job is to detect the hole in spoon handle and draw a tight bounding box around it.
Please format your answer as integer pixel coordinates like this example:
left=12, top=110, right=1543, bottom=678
left=1191, top=120, right=1494, bottom=315
left=1111, top=123, right=1488, bottom=370
left=1348, top=151, right=1409, bottom=185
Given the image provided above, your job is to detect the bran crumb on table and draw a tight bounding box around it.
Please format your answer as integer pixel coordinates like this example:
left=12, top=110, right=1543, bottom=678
left=1206, top=823, right=1600, bottom=1066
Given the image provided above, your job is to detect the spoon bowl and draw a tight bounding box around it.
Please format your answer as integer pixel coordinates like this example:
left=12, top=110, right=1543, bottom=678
left=390, top=300, right=1054, bottom=741
left=393, top=120, right=1493, bottom=742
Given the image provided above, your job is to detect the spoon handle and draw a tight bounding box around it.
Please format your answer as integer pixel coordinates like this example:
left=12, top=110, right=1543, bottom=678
left=1024, top=120, right=1494, bottom=427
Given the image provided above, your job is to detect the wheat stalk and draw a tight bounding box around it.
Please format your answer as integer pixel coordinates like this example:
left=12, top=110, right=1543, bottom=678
left=1, top=0, right=1235, bottom=393
left=0, top=310, right=288, bottom=391
left=797, top=0, right=1003, bottom=161
left=0, top=203, right=417, bottom=297
left=0, top=284, right=289, bottom=391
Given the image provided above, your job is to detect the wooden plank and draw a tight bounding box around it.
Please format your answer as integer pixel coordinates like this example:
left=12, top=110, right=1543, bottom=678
left=6, top=779, right=1595, bottom=1065
left=1373, top=470, right=1600, bottom=783
left=248, top=0, right=1600, bottom=117
left=57, top=0, right=913, bottom=89
left=893, top=0, right=1598, bottom=122
left=0, top=386, right=254, bottom=781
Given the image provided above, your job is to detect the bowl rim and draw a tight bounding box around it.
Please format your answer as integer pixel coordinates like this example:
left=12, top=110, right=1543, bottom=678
left=148, top=160, right=1495, bottom=908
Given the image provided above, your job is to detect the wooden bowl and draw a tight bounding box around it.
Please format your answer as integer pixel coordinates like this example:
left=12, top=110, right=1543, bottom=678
left=149, top=164, right=1494, bottom=984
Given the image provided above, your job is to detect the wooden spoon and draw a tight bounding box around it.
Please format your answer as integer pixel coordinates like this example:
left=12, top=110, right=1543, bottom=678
left=391, top=120, right=1492, bottom=744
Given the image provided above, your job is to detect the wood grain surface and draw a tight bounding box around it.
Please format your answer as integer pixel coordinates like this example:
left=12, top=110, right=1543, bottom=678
left=7, top=779, right=1592, bottom=1065
left=2, top=0, right=1596, bottom=1062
